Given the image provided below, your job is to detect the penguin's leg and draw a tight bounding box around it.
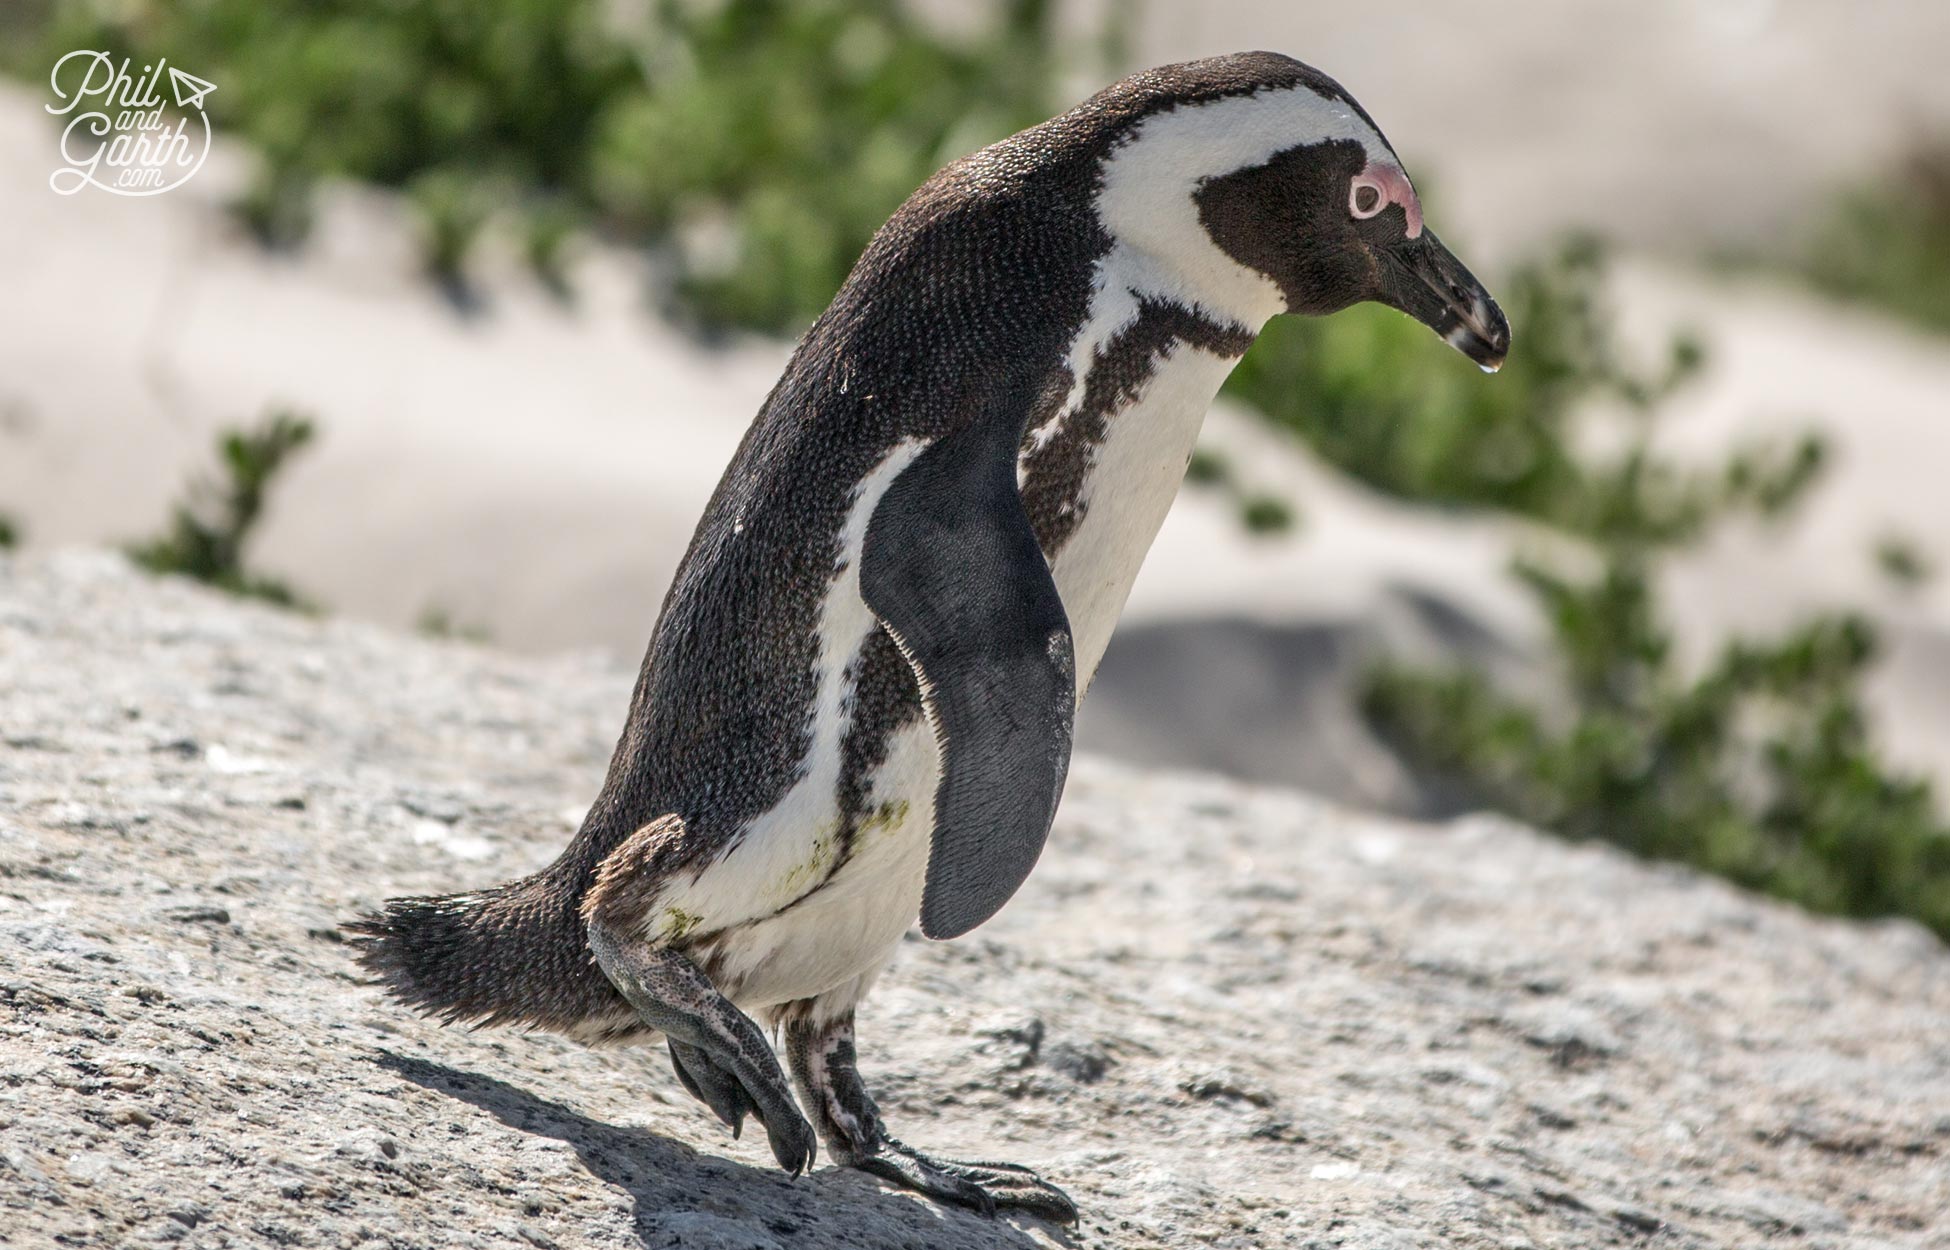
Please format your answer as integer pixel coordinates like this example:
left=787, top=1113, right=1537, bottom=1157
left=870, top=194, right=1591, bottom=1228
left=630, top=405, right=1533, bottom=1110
left=584, top=924, right=816, bottom=1175
left=784, top=1008, right=1078, bottom=1223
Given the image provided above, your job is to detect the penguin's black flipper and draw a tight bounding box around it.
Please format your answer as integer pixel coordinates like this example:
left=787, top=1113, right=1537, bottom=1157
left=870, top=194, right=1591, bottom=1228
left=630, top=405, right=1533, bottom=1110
left=861, top=416, right=1077, bottom=941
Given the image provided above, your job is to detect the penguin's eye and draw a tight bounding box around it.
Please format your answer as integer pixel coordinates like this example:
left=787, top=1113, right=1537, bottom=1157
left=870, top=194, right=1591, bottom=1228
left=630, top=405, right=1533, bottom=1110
left=1349, top=163, right=1425, bottom=237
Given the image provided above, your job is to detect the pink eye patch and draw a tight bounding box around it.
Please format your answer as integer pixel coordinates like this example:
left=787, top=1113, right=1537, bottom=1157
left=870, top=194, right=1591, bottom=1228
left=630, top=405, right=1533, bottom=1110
left=1348, top=161, right=1422, bottom=238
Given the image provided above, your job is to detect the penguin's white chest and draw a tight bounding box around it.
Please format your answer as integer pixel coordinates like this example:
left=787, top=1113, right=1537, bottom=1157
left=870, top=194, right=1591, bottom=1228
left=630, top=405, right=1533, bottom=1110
left=1040, top=341, right=1239, bottom=685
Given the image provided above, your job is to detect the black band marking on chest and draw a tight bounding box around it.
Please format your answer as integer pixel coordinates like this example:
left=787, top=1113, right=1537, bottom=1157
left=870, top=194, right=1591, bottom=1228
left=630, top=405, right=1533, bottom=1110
left=1020, top=299, right=1255, bottom=555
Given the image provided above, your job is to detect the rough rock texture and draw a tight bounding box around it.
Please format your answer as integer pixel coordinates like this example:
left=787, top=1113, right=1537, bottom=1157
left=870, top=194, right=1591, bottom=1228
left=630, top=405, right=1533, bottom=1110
left=3, top=550, right=1948, bottom=1250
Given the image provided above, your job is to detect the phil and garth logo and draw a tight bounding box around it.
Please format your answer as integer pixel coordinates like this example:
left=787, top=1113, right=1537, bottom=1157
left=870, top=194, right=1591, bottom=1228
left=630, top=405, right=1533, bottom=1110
left=46, top=51, right=218, bottom=197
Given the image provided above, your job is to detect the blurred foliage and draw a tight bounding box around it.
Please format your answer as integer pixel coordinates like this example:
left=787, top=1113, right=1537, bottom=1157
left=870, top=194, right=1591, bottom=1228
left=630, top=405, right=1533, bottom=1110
left=524, top=201, right=581, bottom=301
left=1270, top=240, right=1950, bottom=937
left=1179, top=447, right=1299, bottom=536
left=0, top=513, right=19, bottom=550
left=1183, top=447, right=1229, bottom=487
left=408, top=168, right=494, bottom=296
left=1795, top=138, right=1950, bottom=334
left=1224, top=237, right=1825, bottom=544
left=417, top=603, right=493, bottom=643
left=1366, top=580, right=1950, bottom=937
left=128, top=410, right=318, bottom=609
left=1238, top=493, right=1296, bottom=536
left=16, top=0, right=1090, bottom=330
left=1875, top=533, right=1932, bottom=590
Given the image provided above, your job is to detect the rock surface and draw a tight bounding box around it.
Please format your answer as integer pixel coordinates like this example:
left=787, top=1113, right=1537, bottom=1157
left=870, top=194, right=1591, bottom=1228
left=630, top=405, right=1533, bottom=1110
left=3, top=551, right=1948, bottom=1249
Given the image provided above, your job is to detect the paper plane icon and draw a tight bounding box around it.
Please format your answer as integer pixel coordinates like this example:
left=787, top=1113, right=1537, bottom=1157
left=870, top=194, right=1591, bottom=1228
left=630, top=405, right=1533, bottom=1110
left=167, top=66, right=217, bottom=111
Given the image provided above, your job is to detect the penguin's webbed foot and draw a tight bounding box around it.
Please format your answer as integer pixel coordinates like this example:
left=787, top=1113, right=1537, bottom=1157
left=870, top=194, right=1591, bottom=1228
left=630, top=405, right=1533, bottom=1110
left=855, top=1138, right=1079, bottom=1223
left=585, top=927, right=816, bottom=1175
left=783, top=1007, right=1079, bottom=1224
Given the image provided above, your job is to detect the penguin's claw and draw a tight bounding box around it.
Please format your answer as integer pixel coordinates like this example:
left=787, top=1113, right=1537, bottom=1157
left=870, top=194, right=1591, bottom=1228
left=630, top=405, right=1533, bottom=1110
left=736, top=1064, right=815, bottom=1175
left=665, top=1038, right=815, bottom=1174
left=764, top=1111, right=819, bottom=1177
left=857, top=1139, right=1078, bottom=1224
left=667, top=1040, right=754, bottom=1136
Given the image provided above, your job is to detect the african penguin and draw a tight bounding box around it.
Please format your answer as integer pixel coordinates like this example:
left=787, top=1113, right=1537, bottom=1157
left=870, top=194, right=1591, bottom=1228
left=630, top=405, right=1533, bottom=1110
left=350, top=50, right=1510, bottom=1220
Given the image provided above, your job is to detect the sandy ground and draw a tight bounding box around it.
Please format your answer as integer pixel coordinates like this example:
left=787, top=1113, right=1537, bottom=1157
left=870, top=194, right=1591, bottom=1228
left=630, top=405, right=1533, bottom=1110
left=3, top=0, right=1950, bottom=796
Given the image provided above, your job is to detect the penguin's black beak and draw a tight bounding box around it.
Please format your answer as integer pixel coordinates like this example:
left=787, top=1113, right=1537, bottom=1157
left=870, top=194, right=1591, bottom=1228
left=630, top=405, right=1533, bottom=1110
left=1376, top=229, right=1511, bottom=372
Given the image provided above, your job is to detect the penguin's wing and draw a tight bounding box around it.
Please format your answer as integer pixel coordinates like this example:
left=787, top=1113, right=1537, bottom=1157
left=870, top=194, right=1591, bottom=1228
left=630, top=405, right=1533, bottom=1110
left=861, top=418, right=1076, bottom=941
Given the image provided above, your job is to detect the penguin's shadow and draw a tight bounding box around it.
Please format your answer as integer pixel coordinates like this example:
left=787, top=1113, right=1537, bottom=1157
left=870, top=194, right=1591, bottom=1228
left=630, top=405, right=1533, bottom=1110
left=373, top=1053, right=1068, bottom=1250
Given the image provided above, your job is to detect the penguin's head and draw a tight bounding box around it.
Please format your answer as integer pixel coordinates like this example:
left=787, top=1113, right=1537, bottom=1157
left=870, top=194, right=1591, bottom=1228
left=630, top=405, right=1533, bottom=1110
left=1086, top=53, right=1511, bottom=370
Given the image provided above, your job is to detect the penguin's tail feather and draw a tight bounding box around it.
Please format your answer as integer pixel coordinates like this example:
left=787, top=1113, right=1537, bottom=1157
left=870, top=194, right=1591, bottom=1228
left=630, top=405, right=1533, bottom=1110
left=345, top=869, right=635, bottom=1038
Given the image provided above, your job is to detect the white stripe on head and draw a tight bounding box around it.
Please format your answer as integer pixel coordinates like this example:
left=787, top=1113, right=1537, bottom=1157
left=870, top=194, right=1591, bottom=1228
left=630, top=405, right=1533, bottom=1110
left=1095, top=84, right=1401, bottom=329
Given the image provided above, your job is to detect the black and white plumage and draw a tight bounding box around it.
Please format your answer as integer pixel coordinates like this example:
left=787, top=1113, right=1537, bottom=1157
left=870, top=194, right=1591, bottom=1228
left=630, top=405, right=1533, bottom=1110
left=350, top=50, right=1510, bottom=1218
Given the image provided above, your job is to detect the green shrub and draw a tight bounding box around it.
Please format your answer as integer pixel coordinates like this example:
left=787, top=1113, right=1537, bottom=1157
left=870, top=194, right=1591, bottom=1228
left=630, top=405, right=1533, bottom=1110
left=1230, top=234, right=1950, bottom=938
left=1220, top=236, right=1825, bottom=545
left=600, top=0, right=1079, bottom=328
left=18, top=0, right=1090, bottom=329
left=1795, top=138, right=1950, bottom=334
left=1179, top=446, right=1303, bottom=533
left=416, top=604, right=493, bottom=643
left=1875, top=533, right=1932, bottom=590
left=1365, top=563, right=1950, bottom=937
left=128, top=410, right=318, bottom=609
left=523, top=201, right=580, bottom=300
left=408, top=168, right=494, bottom=294
left=1238, top=493, right=1297, bottom=536
left=1183, top=447, right=1230, bottom=487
